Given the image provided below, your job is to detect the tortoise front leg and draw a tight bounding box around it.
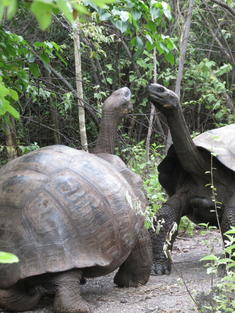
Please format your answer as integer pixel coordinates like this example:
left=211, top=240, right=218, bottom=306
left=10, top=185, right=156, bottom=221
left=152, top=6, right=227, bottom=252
left=114, top=227, right=152, bottom=287
left=150, top=193, right=184, bottom=275
left=221, top=196, right=235, bottom=258
left=53, top=270, right=91, bottom=313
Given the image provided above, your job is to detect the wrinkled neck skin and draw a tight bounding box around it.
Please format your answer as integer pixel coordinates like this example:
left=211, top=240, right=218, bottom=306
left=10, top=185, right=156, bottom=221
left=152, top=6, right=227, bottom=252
left=94, top=111, right=121, bottom=154
left=166, top=107, right=208, bottom=177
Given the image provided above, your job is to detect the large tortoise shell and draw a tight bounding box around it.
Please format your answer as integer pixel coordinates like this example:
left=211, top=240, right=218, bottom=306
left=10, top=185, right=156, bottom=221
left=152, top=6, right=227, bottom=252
left=0, top=145, right=144, bottom=288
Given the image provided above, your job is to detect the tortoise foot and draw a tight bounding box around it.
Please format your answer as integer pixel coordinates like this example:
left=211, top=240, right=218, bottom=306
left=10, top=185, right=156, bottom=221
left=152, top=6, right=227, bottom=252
left=53, top=270, right=92, bottom=313
left=54, top=295, right=91, bottom=313
left=114, top=270, right=147, bottom=288
left=152, top=259, right=171, bottom=275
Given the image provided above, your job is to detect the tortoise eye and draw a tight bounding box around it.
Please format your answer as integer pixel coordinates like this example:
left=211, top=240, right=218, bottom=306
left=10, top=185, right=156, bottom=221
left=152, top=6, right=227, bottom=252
left=155, top=86, right=165, bottom=93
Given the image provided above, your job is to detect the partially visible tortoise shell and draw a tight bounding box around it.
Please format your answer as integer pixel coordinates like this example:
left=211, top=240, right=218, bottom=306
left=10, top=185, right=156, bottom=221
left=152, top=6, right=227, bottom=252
left=0, top=145, right=144, bottom=289
left=193, top=123, right=235, bottom=172
left=158, top=124, right=235, bottom=195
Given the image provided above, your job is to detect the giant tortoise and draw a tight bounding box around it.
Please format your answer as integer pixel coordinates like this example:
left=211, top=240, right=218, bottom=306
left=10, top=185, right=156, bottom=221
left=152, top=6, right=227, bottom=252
left=0, top=89, right=151, bottom=313
left=148, top=83, right=235, bottom=275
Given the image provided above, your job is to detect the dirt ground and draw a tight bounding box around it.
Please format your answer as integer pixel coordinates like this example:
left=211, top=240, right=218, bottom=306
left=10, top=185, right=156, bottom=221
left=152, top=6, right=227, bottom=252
left=1, top=229, right=223, bottom=313
left=80, top=229, right=223, bottom=313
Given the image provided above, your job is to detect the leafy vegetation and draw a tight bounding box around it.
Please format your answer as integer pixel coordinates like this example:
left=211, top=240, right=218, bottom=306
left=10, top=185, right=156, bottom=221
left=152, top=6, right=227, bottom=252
left=121, top=141, right=166, bottom=228
left=0, top=0, right=115, bottom=29
left=199, top=227, right=235, bottom=313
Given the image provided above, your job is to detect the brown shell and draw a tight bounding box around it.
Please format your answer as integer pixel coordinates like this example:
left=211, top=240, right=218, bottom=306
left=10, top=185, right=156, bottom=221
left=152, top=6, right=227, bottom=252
left=193, top=124, right=235, bottom=172
left=0, top=145, right=145, bottom=288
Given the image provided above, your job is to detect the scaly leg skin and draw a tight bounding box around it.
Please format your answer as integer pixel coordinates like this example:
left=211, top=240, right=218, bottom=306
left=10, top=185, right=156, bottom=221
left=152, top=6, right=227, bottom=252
left=150, top=193, right=184, bottom=275
left=221, top=204, right=235, bottom=258
left=114, top=227, right=152, bottom=287
left=149, top=213, right=175, bottom=275
left=53, top=270, right=91, bottom=313
left=0, top=282, right=41, bottom=311
left=216, top=205, right=235, bottom=277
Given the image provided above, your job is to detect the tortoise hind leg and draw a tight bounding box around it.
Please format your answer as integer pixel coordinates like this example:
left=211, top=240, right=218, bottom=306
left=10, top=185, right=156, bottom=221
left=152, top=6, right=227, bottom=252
left=53, top=269, right=91, bottom=313
left=0, top=282, right=41, bottom=311
left=114, top=228, right=152, bottom=287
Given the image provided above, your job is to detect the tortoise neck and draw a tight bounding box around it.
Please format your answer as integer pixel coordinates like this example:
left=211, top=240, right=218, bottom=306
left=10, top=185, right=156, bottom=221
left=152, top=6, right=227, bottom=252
left=94, top=111, right=121, bottom=154
left=167, top=107, right=207, bottom=176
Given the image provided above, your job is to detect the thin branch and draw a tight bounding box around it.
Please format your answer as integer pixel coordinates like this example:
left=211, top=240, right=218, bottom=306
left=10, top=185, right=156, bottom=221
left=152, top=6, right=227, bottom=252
left=200, top=11, right=235, bottom=64
left=175, top=0, right=195, bottom=99
left=173, top=265, right=200, bottom=310
left=209, top=0, right=235, bottom=17
left=146, top=48, right=157, bottom=162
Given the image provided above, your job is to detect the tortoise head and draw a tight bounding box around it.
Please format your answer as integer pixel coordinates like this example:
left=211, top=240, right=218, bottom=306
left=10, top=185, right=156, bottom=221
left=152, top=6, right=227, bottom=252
left=148, top=83, right=179, bottom=111
left=103, top=87, right=132, bottom=116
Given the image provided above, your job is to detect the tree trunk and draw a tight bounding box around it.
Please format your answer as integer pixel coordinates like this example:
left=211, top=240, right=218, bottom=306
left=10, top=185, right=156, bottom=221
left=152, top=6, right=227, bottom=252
left=165, top=0, right=195, bottom=153
left=74, top=20, right=88, bottom=151
left=146, top=48, right=157, bottom=162
left=4, top=116, right=17, bottom=160
left=50, top=105, right=60, bottom=144
left=47, top=69, right=61, bottom=144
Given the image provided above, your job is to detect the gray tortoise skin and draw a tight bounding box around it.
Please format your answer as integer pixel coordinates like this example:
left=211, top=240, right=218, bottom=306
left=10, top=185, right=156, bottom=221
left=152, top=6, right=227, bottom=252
left=0, top=145, right=151, bottom=313
left=148, top=83, right=235, bottom=275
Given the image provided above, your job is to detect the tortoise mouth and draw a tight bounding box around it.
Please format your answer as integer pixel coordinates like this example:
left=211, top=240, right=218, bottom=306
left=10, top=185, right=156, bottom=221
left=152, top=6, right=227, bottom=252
left=148, top=91, right=165, bottom=102
left=148, top=84, right=166, bottom=101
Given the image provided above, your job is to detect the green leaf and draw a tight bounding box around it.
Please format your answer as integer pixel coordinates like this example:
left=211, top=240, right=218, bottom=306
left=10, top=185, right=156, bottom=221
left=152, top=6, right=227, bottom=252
left=8, top=88, right=18, bottom=101
left=161, top=2, right=172, bottom=20
left=165, top=52, right=174, bottom=65
left=166, top=39, right=175, bottom=51
left=135, top=36, right=144, bottom=50
left=99, top=11, right=111, bottom=21
left=132, top=10, right=142, bottom=20
left=145, top=34, right=153, bottom=44
left=225, top=227, right=235, bottom=235
left=91, top=0, right=114, bottom=7
left=5, top=103, right=20, bottom=119
left=119, top=11, right=129, bottom=22
left=0, top=4, right=4, bottom=20
left=31, top=2, right=53, bottom=30
left=145, top=21, right=156, bottom=33
left=72, top=3, right=89, bottom=15
left=145, top=40, right=154, bottom=51
left=56, top=0, right=73, bottom=23
left=106, top=77, right=112, bottom=84
left=29, top=63, right=40, bottom=77
left=40, top=53, right=50, bottom=64
left=6, top=0, right=17, bottom=19
left=0, top=251, right=19, bottom=263
left=150, top=7, right=161, bottom=20
left=215, top=64, right=232, bottom=77
left=227, top=263, right=235, bottom=269
left=200, top=255, right=218, bottom=261
left=113, top=20, right=128, bottom=33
